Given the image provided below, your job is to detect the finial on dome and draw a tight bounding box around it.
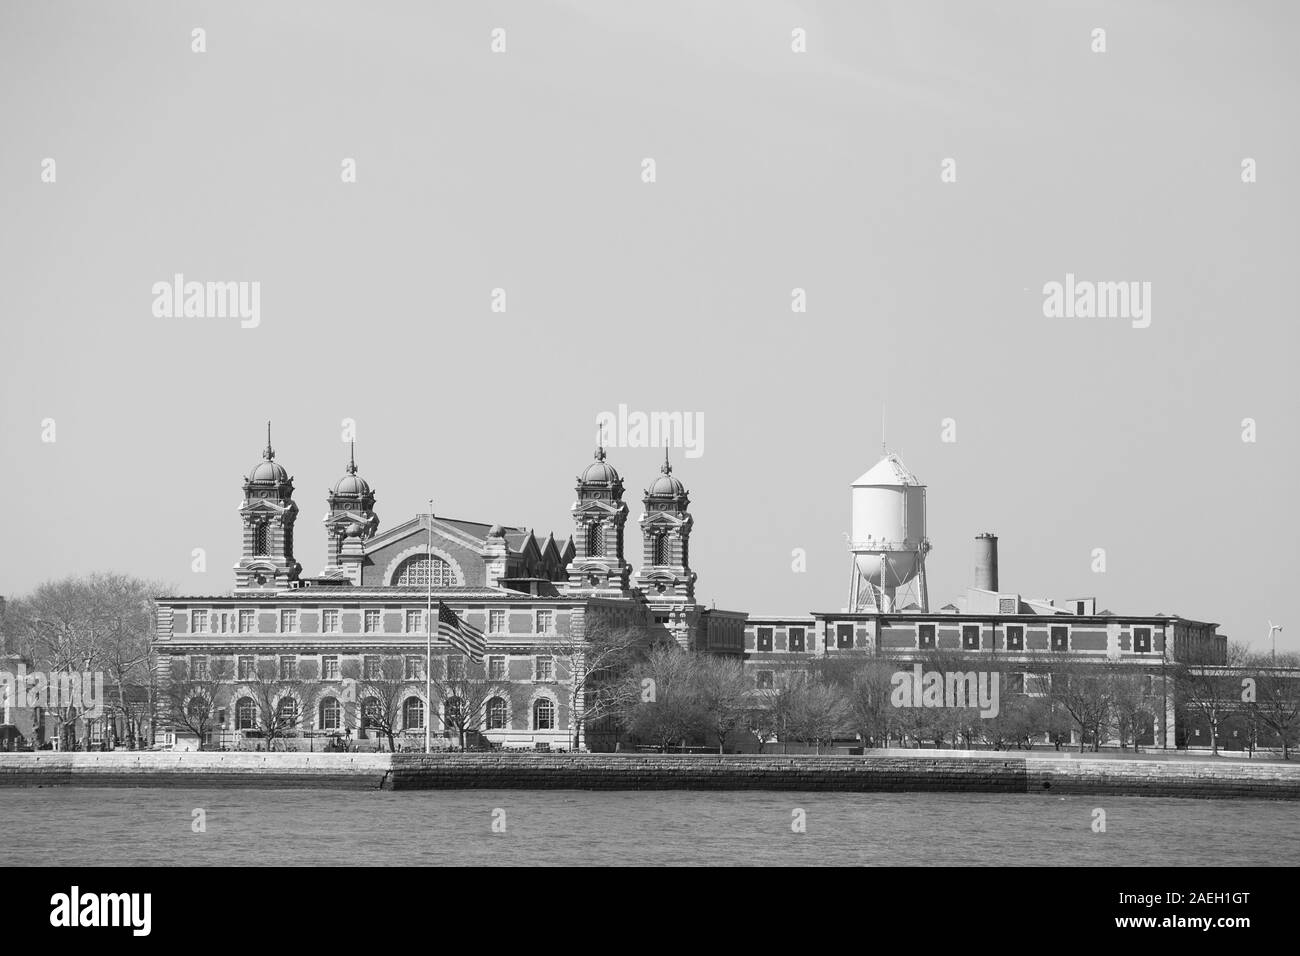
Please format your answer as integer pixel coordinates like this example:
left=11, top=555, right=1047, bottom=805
left=347, top=439, right=357, bottom=475
left=595, top=422, right=606, bottom=461
left=661, top=446, right=672, bottom=475
left=264, top=421, right=275, bottom=460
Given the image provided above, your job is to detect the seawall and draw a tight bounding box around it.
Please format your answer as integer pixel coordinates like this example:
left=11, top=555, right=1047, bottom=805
left=0, top=752, right=388, bottom=790
left=2, top=752, right=1297, bottom=800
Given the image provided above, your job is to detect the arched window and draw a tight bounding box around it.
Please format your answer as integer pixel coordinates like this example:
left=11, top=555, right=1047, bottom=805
left=253, top=522, right=269, bottom=556
left=403, top=696, right=425, bottom=730
left=360, top=697, right=381, bottom=730
left=486, top=697, right=508, bottom=730
left=276, top=697, right=299, bottom=729
left=235, top=697, right=257, bottom=730
left=445, top=697, right=466, bottom=726
left=653, top=533, right=669, bottom=565
left=319, top=698, right=341, bottom=732
left=394, top=555, right=457, bottom=587
left=533, top=697, right=555, bottom=731
left=586, top=523, right=605, bottom=557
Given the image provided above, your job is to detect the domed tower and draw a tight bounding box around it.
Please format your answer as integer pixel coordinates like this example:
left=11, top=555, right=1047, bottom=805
left=322, top=441, right=379, bottom=583
left=235, top=422, right=301, bottom=590
left=636, top=448, right=696, bottom=602
left=567, top=441, right=631, bottom=590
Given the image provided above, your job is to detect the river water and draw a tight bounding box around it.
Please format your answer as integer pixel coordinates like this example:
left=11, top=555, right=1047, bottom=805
left=5, top=789, right=1296, bottom=866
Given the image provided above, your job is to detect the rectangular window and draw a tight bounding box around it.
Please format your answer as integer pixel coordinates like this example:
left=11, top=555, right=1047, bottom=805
left=789, top=627, right=805, bottom=653
left=487, top=656, right=507, bottom=681
left=536, top=609, right=554, bottom=634
left=1051, top=626, right=1069, bottom=652
left=489, top=609, right=506, bottom=634
left=534, top=656, right=554, bottom=681
left=1006, top=625, right=1024, bottom=651
left=280, top=609, right=297, bottom=633
left=279, top=655, right=297, bottom=680
left=756, top=671, right=774, bottom=690
left=237, top=656, right=255, bottom=680
left=405, top=609, right=424, bottom=634
left=191, top=656, right=208, bottom=680
left=919, top=625, right=936, bottom=650
left=364, top=609, right=381, bottom=634
left=404, top=656, right=424, bottom=680
left=756, top=628, right=773, bottom=652
left=238, top=609, right=255, bottom=634
left=321, top=655, right=340, bottom=680
left=1134, top=628, right=1151, bottom=653
left=837, top=624, right=854, bottom=649
left=962, top=625, right=981, bottom=650
left=1008, top=673, right=1026, bottom=694
left=322, top=609, right=341, bottom=634
left=191, top=610, right=210, bottom=634
left=214, top=612, right=233, bottom=634
left=363, top=655, right=381, bottom=680
left=446, top=655, right=465, bottom=680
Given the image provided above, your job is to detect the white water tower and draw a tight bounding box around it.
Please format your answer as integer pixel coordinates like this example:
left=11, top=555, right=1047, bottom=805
left=847, top=453, right=930, bottom=613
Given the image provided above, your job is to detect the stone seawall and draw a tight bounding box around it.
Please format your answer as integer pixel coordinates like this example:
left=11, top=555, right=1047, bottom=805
left=2, top=752, right=1297, bottom=800
left=386, top=753, right=1300, bottom=800
left=0, top=753, right=390, bottom=790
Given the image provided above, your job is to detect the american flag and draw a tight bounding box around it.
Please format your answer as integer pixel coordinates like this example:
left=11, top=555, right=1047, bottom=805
left=436, top=601, right=487, bottom=664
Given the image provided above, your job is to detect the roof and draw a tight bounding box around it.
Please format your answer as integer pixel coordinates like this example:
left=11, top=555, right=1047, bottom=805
left=851, top=453, right=922, bottom=487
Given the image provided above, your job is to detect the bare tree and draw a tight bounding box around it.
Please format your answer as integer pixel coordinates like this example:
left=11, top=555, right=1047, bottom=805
left=1175, top=640, right=1251, bottom=756
left=6, top=574, right=162, bottom=749
left=618, top=644, right=706, bottom=751
left=535, top=621, right=647, bottom=750
left=1026, top=654, right=1110, bottom=753
left=1103, top=664, right=1153, bottom=753
left=840, top=658, right=896, bottom=748
left=691, top=654, right=751, bottom=753
left=240, top=657, right=311, bottom=751
left=782, top=673, right=849, bottom=754
left=355, top=655, right=412, bottom=752
left=164, top=657, right=232, bottom=749
left=1245, top=651, right=1300, bottom=759
left=428, top=654, right=512, bottom=749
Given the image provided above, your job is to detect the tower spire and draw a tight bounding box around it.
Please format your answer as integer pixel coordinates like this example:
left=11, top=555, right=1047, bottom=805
left=662, top=445, right=671, bottom=474
left=595, top=421, right=606, bottom=461
left=264, top=420, right=275, bottom=460
left=347, top=439, right=357, bottom=475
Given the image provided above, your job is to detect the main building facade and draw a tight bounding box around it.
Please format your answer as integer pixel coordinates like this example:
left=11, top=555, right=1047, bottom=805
left=152, top=429, right=744, bottom=750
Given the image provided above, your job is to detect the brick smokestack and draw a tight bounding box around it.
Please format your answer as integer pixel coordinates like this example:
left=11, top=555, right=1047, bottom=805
left=974, top=533, right=999, bottom=592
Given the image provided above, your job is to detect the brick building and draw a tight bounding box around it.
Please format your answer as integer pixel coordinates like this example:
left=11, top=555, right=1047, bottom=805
left=152, top=428, right=744, bottom=750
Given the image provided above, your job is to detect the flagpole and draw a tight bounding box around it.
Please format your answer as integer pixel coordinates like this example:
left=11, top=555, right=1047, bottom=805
left=425, top=500, right=433, bottom=755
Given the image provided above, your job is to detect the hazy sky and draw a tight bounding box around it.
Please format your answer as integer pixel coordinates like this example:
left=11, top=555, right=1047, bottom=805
left=1, top=1, right=1295, bottom=654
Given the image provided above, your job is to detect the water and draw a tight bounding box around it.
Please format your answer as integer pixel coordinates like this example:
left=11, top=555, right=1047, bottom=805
left=5, top=788, right=1297, bottom=866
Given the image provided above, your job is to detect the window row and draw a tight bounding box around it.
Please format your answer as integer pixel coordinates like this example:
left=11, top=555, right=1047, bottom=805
left=750, top=624, right=1155, bottom=653
left=189, top=607, right=559, bottom=635
left=193, top=653, right=558, bottom=682
left=230, top=695, right=558, bottom=732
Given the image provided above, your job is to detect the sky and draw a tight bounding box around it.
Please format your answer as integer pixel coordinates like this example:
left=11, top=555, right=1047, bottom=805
left=1, top=0, right=1296, bottom=654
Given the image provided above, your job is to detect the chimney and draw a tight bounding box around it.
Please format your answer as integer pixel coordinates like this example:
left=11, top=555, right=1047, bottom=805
left=974, top=533, right=999, bottom=592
